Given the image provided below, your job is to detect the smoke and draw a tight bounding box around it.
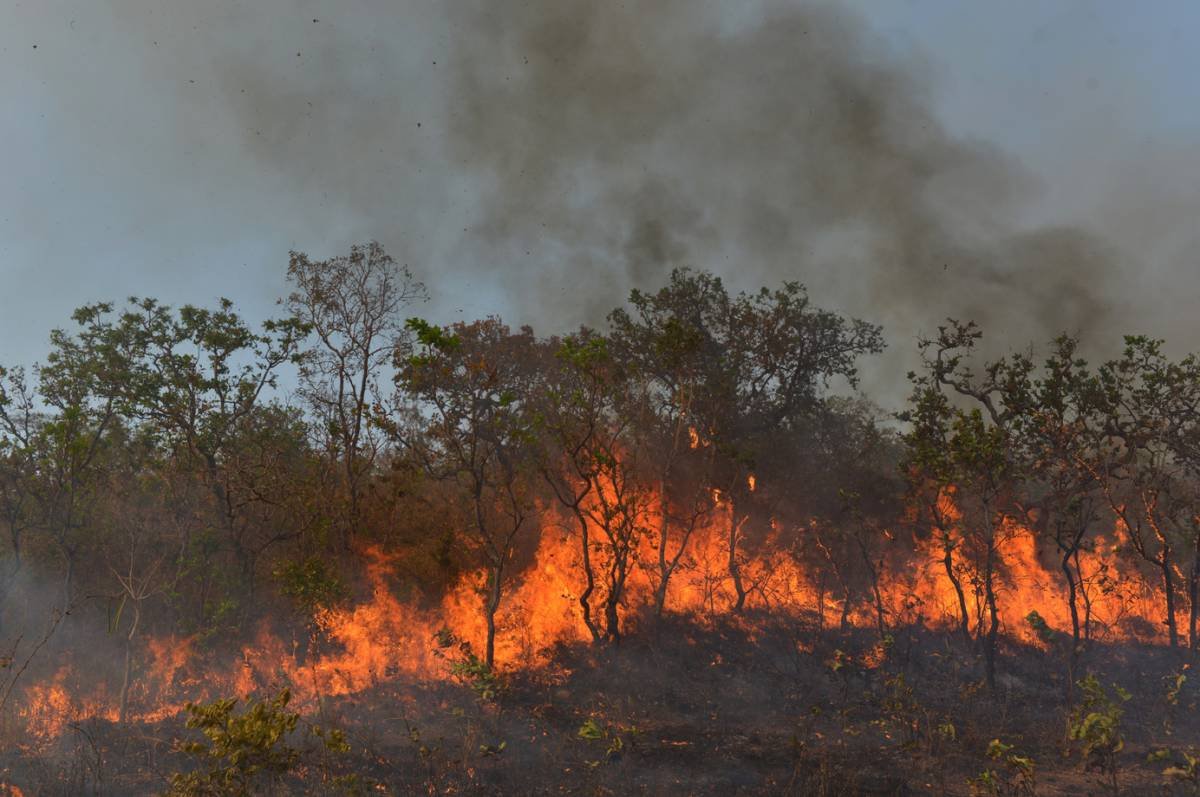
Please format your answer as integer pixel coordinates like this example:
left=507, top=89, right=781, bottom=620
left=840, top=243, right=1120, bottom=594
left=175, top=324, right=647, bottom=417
left=93, top=1, right=1138, bottom=398
left=437, top=0, right=1125, bottom=392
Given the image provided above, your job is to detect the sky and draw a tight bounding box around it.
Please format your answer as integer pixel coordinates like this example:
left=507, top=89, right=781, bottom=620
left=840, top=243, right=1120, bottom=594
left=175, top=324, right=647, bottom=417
left=4, top=1, right=1200, bottom=406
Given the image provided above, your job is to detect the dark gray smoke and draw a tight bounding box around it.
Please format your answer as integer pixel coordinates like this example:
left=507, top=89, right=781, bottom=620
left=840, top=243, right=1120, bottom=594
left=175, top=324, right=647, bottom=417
left=437, top=1, right=1123, bottom=390
left=128, top=1, right=1133, bottom=397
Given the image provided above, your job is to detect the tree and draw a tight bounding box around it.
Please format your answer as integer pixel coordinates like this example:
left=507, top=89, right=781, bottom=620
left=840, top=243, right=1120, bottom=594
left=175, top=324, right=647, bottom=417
left=607, top=299, right=718, bottom=618
left=24, top=302, right=141, bottom=605
left=609, top=269, right=883, bottom=612
left=97, top=423, right=177, bottom=724
left=100, top=297, right=307, bottom=590
left=906, top=322, right=1021, bottom=689
left=919, top=329, right=1110, bottom=671
left=1153, top=350, right=1200, bottom=650
left=397, top=318, right=541, bottom=668
left=901, top=379, right=972, bottom=642
left=1087, top=337, right=1194, bottom=648
left=799, top=400, right=901, bottom=640
left=285, top=242, right=426, bottom=548
left=533, top=331, right=656, bottom=643
left=1003, top=337, right=1107, bottom=664
left=0, top=368, right=40, bottom=630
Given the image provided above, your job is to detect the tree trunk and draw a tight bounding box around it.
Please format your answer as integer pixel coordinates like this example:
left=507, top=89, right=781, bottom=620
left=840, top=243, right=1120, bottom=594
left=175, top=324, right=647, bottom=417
left=655, top=485, right=671, bottom=618
left=816, top=572, right=827, bottom=630
left=1074, top=548, right=1094, bottom=642
left=573, top=508, right=602, bottom=643
left=854, top=535, right=887, bottom=641
left=61, top=555, right=75, bottom=611
left=1061, top=549, right=1081, bottom=654
left=1060, top=547, right=1082, bottom=705
left=484, top=566, right=503, bottom=669
left=872, top=581, right=887, bottom=642
left=983, top=526, right=1000, bottom=691
left=729, top=508, right=749, bottom=613
left=941, top=533, right=970, bottom=643
left=603, top=531, right=633, bottom=642
left=1162, top=550, right=1179, bottom=648
left=119, top=600, right=141, bottom=724
left=604, top=575, right=622, bottom=644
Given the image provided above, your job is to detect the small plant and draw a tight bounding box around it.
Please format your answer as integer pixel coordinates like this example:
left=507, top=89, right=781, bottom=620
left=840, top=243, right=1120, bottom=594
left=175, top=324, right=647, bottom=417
left=969, top=738, right=1036, bottom=796
left=478, top=740, right=507, bottom=757
left=1163, top=669, right=1189, bottom=736
left=167, top=689, right=300, bottom=796
left=1151, top=746, right=1200, bottom=792
left=165, top=689, right=363, bottom=796
left=880, top=673, right=921, bottom=750
left=826, top=648, right=850, bottom=674
left=433, top=628, right=503, bottom=701
left=1166, top=671, right=1188, bottom=706
left=576, top=716, right=635, bottom=763
left=1024, top=610, right=1055, bottom=645
left=1068, top=674, right=1129, bottom=795
left=576, top=717, right=604, bottom=740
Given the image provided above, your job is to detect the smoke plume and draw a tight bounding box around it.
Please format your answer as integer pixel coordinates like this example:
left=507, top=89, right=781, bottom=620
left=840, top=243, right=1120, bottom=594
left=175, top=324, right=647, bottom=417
left=115, top=1, right=1135, bottom=396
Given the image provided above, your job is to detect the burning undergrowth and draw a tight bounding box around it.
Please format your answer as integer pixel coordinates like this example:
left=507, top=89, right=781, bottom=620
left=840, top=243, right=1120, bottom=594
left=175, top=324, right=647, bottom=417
left=0, top=499, right=1195, bottom=795
left=4, top=609, right=1199, bottom=795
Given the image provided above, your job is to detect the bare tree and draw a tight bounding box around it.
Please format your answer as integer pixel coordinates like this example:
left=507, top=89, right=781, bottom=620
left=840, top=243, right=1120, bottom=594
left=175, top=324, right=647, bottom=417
left=286, top=243, right=427, bottom=547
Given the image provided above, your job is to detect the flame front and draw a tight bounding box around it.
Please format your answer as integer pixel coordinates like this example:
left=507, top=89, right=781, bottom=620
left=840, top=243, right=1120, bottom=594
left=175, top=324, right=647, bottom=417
left=7, top=479, right=1174, bottom=747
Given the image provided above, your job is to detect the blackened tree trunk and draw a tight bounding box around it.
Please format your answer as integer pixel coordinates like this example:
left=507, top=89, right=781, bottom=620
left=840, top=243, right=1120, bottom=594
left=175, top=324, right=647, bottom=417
left=941, top=533, right=970, bottom=643
left=1162, top=548, right=1179, bottom=648
left=571, top=506, right=602, bottom=643
left=118, top=599, right=141, bottom=725
left=484, top=565, right=503, bottom=669
left=729, top=507, right=749, bottom=613
left=1069, top=547, right=1097, bottom=642
left=1061, top=549, right=1082, bottom=654
left=983, top=534, right=1000, bottom=691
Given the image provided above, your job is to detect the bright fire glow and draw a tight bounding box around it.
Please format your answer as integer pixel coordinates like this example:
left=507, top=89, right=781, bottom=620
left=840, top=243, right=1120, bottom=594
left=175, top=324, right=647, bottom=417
left=9, top=481, right=1173, bottom=747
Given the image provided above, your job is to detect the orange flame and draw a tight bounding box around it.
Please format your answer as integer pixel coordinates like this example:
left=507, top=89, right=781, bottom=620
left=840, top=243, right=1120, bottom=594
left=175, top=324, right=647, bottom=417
left=9, top=479, right=1176, bottom=744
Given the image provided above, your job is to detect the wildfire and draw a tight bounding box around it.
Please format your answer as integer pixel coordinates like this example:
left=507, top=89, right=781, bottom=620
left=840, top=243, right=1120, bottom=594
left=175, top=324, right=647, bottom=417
left=8, top=480, right=1174, bottom=747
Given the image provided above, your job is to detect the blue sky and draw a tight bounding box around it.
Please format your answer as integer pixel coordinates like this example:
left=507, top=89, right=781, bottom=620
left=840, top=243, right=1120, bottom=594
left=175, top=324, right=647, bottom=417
left=4, top=1, right=1200, bottom=392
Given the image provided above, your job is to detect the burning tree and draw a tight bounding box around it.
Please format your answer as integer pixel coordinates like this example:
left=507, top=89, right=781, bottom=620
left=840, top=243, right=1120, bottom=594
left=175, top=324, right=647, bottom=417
left=906, top=322, right=1025, bottom=689
left=1086, top=336, right=1200, bottom=649
left=996, top=336, right=1112, bottom=679
left=396, top=318, right=542, bottom=668
left=911, top=327, right=1111, bottom=672
left=793, top=399, right=901, bottom=640
left=533, top=330, right=653, bottom=643
left=610, top=268, right=883, bottom=613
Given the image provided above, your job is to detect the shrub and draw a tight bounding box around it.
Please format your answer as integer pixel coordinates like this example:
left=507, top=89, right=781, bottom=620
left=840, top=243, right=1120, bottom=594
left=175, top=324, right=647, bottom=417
left=167, top=689, right=300, bottom=796
left=969, top=738, right=1036, bottom=797
left=1068, top=674, right=1129, bottom=795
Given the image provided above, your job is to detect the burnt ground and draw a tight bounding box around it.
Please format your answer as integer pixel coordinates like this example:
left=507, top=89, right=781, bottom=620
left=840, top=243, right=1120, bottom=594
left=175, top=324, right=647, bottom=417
left=4, top=615, right=1200, bottom=795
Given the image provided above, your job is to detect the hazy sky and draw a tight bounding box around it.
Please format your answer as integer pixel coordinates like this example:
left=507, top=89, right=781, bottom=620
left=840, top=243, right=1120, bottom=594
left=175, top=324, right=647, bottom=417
left=4, top=1, right=1200, bottom=403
